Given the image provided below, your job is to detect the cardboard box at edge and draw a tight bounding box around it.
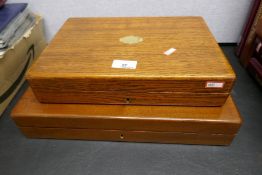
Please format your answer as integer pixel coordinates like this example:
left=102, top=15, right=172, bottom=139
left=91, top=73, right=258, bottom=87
left=0, top=15, right=47, bottom=116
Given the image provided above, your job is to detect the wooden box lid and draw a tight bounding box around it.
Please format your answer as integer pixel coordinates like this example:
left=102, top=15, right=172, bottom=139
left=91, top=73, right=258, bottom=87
left=28, top=17, right=234, bottom=79
left=27, top=17, right=236, bottom=106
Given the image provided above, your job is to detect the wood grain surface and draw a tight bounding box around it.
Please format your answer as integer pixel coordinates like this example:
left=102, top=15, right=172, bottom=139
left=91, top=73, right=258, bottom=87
left=27, top=17, right=236, bottom=106
left=19, top=127, right=235, bottom=146
left=12, top=88, right=242, bottom=135
left=31, top=89, right=229, bottom=106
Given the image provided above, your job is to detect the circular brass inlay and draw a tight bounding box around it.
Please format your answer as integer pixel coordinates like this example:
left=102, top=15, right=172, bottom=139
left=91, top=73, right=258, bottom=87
left=119, top=35, right=143, bottom=44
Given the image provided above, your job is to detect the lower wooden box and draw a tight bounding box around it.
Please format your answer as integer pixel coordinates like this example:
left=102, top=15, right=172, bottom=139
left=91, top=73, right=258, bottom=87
left=11, top=88, right=242, bottom=145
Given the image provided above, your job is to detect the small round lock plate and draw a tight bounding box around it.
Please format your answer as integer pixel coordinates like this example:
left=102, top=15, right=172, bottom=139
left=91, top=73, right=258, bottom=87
left=126, top=98, right=131, bottom=104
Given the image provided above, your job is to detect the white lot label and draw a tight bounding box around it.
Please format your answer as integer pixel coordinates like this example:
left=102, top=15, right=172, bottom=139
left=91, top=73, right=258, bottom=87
left=164, top=48, right=176, bottom=55
left=206, top=82, right=224, bottom=88
left=112, top=60, right=137, bottom=69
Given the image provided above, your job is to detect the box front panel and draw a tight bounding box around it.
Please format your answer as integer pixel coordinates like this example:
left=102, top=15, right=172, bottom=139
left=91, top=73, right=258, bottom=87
left=28, top=78, right=234, bottom=106
left=19, top=127, right=235, bottom=146
left=12, top=89, right=242, bottom=135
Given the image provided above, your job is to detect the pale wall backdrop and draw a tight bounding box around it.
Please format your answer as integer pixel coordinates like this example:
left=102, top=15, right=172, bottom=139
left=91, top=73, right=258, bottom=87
left=9, top=0, right=252, bottom=43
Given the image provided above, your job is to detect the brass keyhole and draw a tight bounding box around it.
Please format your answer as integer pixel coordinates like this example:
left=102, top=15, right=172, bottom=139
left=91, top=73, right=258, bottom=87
left=126, top=98, right=131, bottom=104
left=120, top=134, right=124, bottom=139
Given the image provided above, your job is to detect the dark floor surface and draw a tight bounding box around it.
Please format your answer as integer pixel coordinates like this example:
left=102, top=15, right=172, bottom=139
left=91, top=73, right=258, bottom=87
left=0, top=46, right=262, bottom=175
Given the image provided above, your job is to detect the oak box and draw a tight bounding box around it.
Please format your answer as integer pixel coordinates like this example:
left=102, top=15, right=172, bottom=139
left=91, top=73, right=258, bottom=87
left=27, top=17, right=235, bottom=106
left=11, top=88, right=242, bottom=145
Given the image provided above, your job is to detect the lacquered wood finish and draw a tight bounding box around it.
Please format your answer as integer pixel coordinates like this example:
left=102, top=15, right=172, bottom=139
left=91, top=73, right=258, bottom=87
left=19, top=127, right=235, bottom=146
left=11, top=88, right=242, bottom=145
left=27, top=17, right=236, bottom=106
left=32, top=90, right=228, bottom=106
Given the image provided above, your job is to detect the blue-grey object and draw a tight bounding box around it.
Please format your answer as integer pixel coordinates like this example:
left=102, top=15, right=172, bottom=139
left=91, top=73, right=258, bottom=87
left=0, top=3, right=27, bottom=32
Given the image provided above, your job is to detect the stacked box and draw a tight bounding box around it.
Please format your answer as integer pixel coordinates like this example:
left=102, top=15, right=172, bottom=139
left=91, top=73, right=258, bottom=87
left=11, top=17, right=242, bottom=145
left=0, top=16, right=47, bottom=116
left=12, top=88, right=242, bottom=145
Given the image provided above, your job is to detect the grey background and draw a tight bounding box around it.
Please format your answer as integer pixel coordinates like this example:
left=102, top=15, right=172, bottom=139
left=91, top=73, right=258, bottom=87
left=0, top=46, right=262, bottom=175
left=9, top=0, right=252, bottom=42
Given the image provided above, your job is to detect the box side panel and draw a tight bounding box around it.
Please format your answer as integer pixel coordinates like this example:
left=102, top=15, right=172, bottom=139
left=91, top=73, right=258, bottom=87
left=11, top=89, right=241, bottom=134
left=19, top=127, right=235, bottom=146
left=28, top=77, right=235, bottom=93
left=28, top=86, right=229, bottom=106
left=13, top=115, right=241, bottom=135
